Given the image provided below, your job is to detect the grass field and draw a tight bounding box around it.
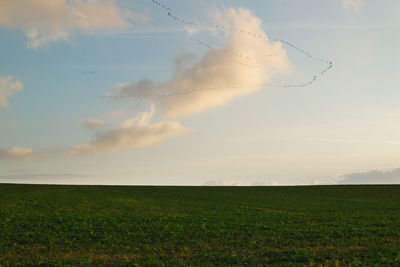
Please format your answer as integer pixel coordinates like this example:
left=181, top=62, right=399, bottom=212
left=0, top=184, right=399, bottom=266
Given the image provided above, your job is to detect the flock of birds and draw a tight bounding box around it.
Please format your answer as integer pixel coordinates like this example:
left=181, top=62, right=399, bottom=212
left=100, top=0, right=333, bottom=99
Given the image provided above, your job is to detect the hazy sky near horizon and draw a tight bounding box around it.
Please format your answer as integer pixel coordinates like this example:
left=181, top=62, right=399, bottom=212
left=1, top=0, right=400, bottom=185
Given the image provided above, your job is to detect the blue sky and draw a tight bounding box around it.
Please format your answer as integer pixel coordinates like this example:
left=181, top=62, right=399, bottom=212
left=1, top=0, right=400, bottom=185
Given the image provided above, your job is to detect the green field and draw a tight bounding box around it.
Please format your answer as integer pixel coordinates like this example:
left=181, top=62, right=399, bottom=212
left=0, top=184, right=399, bottom=266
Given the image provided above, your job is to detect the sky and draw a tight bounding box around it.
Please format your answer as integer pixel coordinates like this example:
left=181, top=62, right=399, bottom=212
left=1, top=0, right=400, bottom=185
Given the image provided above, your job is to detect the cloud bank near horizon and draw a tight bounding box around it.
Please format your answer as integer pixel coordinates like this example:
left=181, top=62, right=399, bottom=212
left=339, top=168, right=400, bottom=184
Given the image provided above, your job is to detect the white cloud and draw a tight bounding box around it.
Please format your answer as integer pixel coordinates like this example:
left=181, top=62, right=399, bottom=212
left=0, top=75, right=23, bottom=108
left=311, top=179, right=322, bottom=185
left=252, top=180, right=281, bottom=186
left=69, top=107, right=190, bottom=156
left=205, top=179, right=340, bottom=187
left=205, top=179, right=245, bottom=186
left=309, top=179, right=337, bottom=185
left=205, top=179, right=284, bottom=186
left=113, top=7, right=290, bottom=118
left=338, top=168, right=400, bottom=184
left=342, top=0, right=365, bottom=13
left=0, top=0, right=145, bottom=48
left=82, top=119, right=109, bottom=129
left=0, top=146, right=41, bottom=162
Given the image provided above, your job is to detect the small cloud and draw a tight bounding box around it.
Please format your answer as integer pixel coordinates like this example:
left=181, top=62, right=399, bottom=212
left=205, top=179, right=285, bottom=186
left=184, top=25, right=217, bottom=36
left=185, top=26, right=201, bottom=35
left=309, top=179, right=338, bottom=185
left=338, top=168, right=400, bottom=184
left=0, top=75, right=24, bottom=108
left=252, top=180, right=281, bottom=186
left=342, top=0, right=365, bottom=13
left=109, top=109, right=125, bottom=118
left=311, top=179, right=321, bottom=185
left=69, top=107, right=190, bottom=156
left=205, top=179, right=245, bottom=186
left=82, top=119, right=109, bottom=130
left=0, top=146, right=41, bottom=162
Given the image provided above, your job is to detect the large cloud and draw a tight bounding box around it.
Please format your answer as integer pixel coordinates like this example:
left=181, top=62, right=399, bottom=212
left=113, top=8, right=290, bottom=118
left=0, top=75, right=23, bottom=108
left=339, top=168, right=400, bottom=184
left=0, top=146, right=41, bottom=162
left=0, top=0, right=145, bottom=47
left=69, top=107, right=190, bottom=156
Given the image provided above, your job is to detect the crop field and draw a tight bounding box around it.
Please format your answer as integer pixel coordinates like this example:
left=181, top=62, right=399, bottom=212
left=0, top=184, right=399, bottom=266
